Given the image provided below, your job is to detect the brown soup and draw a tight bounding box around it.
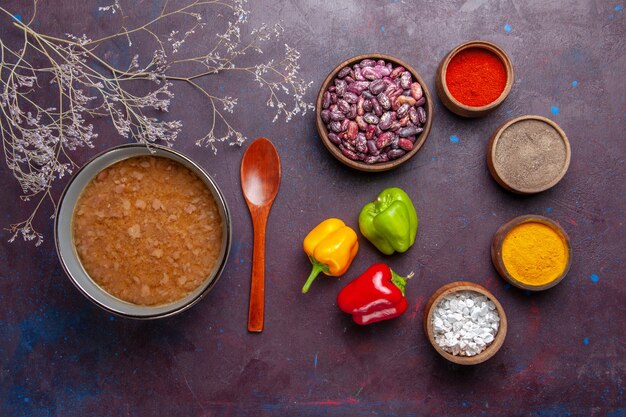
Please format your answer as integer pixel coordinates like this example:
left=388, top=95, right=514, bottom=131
left=72, top=156, right=223, bottom=306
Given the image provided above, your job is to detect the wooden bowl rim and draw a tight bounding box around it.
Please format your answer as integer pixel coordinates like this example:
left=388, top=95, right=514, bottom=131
left=424, top=281, right=507, bottom=365
left=487, top=115, right=571, bottom=194
left=315, top=53, right=433, bottom=172
left=491, top=214, right=572, bottom=291
left=438, top=40, right=514, bottom=114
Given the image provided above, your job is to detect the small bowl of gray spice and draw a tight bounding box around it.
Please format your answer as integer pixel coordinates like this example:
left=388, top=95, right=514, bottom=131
left=424, top=281, right=507, bottom=365
left=487, top=115, right=571, bottom=194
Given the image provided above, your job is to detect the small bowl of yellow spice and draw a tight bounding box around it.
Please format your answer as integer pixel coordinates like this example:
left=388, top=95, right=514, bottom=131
left=491, top=215, right=572, bottom=291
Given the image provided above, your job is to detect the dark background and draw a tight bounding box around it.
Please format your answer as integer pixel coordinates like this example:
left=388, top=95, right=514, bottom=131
left=1, top=1, right=624, bottom=416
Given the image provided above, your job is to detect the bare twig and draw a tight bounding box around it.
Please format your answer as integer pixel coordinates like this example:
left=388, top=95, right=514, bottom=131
left=0, top=0, right=313, bottom=245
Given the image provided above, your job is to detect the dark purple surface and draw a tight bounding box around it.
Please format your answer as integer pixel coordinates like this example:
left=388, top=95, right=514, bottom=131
left=1, top=1, right=624, bottom=416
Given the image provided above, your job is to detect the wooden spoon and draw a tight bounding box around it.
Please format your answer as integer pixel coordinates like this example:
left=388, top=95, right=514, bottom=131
left=240, top=137, right=281, bottom=332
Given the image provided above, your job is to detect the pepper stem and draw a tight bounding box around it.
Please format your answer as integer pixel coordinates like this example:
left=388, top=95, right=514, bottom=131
left=302, top=260, right=327, bottom=294
left=391, top=270, right=414, bottom=296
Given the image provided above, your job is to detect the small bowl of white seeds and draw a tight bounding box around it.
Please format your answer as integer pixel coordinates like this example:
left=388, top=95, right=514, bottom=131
left=424, top=281, right=507, bottom=365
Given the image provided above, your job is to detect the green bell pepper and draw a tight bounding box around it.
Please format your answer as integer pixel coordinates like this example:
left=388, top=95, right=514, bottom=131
left=358, top=187, right=418, bottom=255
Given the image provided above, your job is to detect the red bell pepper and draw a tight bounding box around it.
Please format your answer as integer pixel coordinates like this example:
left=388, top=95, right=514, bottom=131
left=337, top=263, right=412, bottom=325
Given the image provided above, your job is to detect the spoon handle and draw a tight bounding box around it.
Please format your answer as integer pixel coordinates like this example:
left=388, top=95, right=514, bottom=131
left=248, top=209, right=268, bottom=332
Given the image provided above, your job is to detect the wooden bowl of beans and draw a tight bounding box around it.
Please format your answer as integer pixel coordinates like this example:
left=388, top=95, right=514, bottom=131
left=424, top=281, right=508, bottom=365
left=316, top=53, right=433, bottom=172
left=436, top=40, right=514, bottom=118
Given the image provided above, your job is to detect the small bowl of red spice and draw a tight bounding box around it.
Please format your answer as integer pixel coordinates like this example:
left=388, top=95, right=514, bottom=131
left=436, top=40, right=514, bottom=118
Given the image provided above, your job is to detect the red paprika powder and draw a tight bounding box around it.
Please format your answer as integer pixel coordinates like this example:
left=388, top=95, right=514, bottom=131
left=445, top=47, right=507, bottom=107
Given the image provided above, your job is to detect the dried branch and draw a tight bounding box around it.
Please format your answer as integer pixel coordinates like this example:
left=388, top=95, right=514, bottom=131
left=0, top=0, right=313, bottom=245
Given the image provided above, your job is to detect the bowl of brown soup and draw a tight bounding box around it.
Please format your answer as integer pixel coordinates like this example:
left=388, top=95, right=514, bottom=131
left=55, top=144, right=231, bottom=319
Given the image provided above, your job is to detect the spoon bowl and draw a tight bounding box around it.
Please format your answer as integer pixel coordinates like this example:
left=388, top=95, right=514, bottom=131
left=241, top=139, right=281, bottom=206
left=240, top=138, right=281, bottom=332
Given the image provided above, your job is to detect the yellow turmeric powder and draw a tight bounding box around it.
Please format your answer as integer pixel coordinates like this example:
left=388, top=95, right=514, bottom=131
left=501, top=222, right=568, bottom=286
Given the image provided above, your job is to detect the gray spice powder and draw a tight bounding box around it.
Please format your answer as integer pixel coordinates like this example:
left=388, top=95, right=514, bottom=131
left=494, top=119, right=567, bottom=191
